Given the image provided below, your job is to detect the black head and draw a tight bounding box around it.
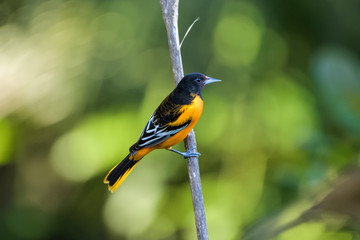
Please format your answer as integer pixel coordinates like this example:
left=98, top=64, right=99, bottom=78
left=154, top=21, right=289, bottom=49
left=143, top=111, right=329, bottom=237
left=176, top=72, right=221, bottom=95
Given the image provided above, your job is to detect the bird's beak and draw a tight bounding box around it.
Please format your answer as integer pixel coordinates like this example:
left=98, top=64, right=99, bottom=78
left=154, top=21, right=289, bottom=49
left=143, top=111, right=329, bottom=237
left=204, top=76, right=222, bottom=85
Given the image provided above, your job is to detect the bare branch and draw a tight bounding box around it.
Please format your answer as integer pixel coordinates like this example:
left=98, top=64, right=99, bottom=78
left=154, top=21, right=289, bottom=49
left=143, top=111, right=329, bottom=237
left=159, top=1, right=209, bottom=240
left=159, top=0, right=183, bottom=84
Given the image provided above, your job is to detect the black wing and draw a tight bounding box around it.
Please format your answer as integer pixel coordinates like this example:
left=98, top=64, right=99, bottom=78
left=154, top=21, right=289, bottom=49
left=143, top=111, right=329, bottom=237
left=130, top=95, right=191, bottom=152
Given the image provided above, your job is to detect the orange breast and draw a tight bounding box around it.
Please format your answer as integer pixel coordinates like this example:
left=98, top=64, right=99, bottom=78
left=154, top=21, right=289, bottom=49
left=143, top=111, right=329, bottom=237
left=155, top=95, right=203, bottom=149
left=131, top=95, right=204, bottom=161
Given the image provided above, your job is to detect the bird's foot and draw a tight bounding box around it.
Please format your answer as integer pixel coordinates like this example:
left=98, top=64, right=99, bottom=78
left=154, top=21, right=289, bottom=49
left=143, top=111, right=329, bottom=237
left=169, top=148, right=201, bottom=158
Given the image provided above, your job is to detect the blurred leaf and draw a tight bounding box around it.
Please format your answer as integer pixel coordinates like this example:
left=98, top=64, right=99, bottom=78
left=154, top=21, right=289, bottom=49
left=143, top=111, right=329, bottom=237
left=102, top=168, right=163, bottom=237
left=50, top=111, right=138, bottom=182
left=0, top=119, right=14, bottom=165
left=5, top=204, right=53, bottom=239
left=277, top=222, right=325, bottom=240
left=311, top=45, right=360, bottom=137
left=213, top=2, right=264, bottom=67
left=253, top=74, right=318, bottom=155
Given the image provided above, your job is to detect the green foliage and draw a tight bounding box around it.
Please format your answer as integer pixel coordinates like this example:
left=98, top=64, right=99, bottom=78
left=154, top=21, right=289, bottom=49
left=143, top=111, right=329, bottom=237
left=1, top=0, right=360, bottom=239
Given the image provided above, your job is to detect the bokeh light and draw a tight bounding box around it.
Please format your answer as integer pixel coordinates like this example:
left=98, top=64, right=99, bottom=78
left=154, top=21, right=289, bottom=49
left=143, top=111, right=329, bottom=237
left=213, top=2, right=264, bottom=67
left=1, top=0, right=360, bottom=239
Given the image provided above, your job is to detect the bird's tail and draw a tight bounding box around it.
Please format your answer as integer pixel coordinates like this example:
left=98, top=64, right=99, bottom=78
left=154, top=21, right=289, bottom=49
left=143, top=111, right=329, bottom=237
left=104, top=154, right=140, bottom=193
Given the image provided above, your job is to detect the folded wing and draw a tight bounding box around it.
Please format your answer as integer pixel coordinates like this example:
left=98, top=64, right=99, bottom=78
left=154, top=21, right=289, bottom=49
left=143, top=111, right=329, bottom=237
left=130, top=96, right=191, bottom=152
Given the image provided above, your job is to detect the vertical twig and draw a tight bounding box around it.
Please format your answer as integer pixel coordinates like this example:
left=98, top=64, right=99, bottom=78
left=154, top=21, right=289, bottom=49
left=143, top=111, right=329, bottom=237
left=159, top=0, right=183, bottom=84
left=159, top=1, right=209, bottom=239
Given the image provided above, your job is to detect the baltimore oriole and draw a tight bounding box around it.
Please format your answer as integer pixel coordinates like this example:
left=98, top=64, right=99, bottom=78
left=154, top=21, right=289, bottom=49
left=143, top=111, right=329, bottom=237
left=104, top=73, right=221, bottom=192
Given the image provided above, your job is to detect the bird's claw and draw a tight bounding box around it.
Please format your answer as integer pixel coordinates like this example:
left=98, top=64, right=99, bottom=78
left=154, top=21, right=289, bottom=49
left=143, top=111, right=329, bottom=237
left=169, top=148, right=201, bottom=158
left=182, top=150, right=201, bottom=158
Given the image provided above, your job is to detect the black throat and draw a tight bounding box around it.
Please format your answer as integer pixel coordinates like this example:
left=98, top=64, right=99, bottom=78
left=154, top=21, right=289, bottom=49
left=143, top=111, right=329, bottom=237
left=169, top=86, right=200, bottom=105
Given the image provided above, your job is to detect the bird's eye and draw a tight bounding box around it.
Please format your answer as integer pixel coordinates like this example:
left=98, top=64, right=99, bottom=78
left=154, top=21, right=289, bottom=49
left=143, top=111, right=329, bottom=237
left=195, top=78, right=201, bottom=83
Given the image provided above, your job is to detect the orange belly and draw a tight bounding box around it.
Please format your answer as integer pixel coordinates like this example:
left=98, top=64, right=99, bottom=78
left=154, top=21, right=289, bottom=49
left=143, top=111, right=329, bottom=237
left=132, top=95, right=203, bottom=160
left=158, top=95, right=203, bottom=149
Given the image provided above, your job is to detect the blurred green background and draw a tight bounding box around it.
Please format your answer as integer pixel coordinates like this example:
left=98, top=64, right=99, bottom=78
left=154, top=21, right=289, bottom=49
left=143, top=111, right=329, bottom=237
left=1, top=0, right=360, bottom=239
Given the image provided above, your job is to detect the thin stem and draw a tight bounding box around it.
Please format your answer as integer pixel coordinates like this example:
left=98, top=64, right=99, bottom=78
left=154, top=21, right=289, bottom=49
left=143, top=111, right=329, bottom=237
left=180, top=17, right=199, bottom=49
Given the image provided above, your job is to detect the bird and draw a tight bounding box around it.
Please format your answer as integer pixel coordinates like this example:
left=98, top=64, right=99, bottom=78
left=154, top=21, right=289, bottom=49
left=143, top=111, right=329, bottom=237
left=104, top=72, right=221, bottom=192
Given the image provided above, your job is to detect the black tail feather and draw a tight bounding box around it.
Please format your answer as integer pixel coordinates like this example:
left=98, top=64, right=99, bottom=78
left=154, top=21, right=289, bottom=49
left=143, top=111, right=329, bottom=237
left=104, top=154, right=139, bottom=192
